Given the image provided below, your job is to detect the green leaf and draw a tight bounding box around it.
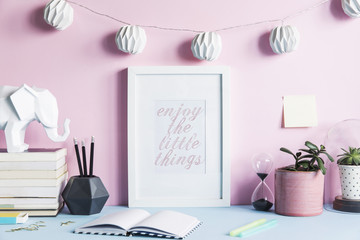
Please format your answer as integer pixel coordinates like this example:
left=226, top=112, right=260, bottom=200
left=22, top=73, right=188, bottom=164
left=320, top=151, right=335, bottom=162
left=298, top=154, right=313, bottom=160
left=305, top=141, right=319, bottom=151
left=309, top=158, right=316, bottom=167
left=298, top=160, right=309, bottom=169
left=337, top=156, right=347, bottom=164
left=315, top=156, right=326, bottom=175
left=341, top=147, right=347, bottom=151
left=299, top=149, right=314, bottom=154
left=353, top=156, right=360, bottom=165
left=280, top=147, right=297, bottom=159
left=284, top=165, right=296, bottom=171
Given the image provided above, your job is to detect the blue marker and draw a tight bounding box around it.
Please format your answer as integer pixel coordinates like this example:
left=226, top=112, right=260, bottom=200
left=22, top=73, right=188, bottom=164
left=238, top=219, right=277, bottom=238
left=229, top=218, right=267, bottom=237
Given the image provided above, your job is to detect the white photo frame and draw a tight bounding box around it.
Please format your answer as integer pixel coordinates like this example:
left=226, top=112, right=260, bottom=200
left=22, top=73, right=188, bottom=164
left=128, top=66, right=230, bottom=207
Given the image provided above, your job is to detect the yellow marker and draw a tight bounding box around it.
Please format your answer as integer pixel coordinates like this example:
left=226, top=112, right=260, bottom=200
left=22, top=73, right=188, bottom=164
left=229, top=218, right=267, bottom=237
left=238, top=219, right=277, bottom=238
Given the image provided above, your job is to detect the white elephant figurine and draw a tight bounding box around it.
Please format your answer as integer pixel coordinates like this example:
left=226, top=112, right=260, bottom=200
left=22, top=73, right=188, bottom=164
left=0, top=84, right=70, bottom=153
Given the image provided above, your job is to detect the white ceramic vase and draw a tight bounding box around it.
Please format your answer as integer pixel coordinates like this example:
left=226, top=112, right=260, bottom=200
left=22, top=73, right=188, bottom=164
left=339, top=165, right=360, bottom=200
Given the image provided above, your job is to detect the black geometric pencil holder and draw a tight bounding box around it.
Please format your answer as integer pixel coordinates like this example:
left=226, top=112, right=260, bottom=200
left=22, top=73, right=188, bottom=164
left=62, top=176, right=109, bottom=215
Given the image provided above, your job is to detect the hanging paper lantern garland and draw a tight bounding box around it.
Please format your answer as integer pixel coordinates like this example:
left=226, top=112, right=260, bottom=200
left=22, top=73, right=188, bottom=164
left=44, top=0, right=74, bottom=30
left=342, top=0, right=360, bottom=18
left=269, top=25, right=300, bottom=54
left=191, top=32, right=222, bottom=61
left=40, top=1, right=350, bottom=57
left=115, top=25, right=147, bottom=54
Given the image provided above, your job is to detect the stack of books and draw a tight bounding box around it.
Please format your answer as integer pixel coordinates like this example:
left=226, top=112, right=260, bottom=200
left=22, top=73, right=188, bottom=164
left=0, top=148, right=68, bottom=216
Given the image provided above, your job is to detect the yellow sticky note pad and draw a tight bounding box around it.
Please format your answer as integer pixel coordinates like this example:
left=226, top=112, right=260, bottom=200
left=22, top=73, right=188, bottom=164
left=283, top=95, right=317, bottom=128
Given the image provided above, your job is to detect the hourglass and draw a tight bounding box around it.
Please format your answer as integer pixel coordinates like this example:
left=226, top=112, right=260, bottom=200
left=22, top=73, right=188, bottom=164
left=251, top=153, right=274, bottom=211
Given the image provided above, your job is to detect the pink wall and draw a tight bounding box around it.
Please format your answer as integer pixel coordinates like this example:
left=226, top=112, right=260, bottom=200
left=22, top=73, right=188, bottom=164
left=0, top=0, right=359, bottom=205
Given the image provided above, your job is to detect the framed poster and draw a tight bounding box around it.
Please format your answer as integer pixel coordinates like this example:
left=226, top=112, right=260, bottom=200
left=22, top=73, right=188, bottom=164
left=128, top=66, right=230, bottom=207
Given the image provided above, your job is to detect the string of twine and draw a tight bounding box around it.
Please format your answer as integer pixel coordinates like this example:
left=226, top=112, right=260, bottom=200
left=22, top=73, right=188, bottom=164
left=67, top=0, right=330, bottom=33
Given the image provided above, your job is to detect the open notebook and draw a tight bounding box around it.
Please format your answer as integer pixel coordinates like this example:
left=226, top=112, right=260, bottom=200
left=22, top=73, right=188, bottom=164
left=74, top=209, right=201, bottom=239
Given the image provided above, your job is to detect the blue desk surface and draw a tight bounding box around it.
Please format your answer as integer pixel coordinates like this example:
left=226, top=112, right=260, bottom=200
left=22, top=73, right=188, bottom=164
left=0, top=205, right=358, bottom=240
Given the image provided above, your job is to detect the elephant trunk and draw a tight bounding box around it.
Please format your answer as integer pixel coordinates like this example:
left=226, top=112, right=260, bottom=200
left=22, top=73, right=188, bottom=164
left=44, top=118, right=71, bottom=142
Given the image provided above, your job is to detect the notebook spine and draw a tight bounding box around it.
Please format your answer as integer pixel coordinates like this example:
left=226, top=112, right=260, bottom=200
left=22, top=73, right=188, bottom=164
left=131, top=231, right=176, bottom=238
left=131, top=222, right=202, bottom=239
left=183, top=221, right=203, bottom=239
left=74, top=230, right=125, bottom=236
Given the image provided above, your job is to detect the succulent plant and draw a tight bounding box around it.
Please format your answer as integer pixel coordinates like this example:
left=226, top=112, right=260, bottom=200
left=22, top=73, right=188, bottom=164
left=337, top=147, right=360, bottom=165
left=280, top=141, right=334, bottom=175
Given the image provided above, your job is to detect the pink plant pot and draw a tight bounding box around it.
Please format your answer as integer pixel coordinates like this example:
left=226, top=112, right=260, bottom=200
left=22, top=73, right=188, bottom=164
left=275, top=168, right=324, bottom=216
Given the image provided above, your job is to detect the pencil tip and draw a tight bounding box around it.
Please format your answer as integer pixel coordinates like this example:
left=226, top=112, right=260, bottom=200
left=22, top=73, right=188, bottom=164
left=81, top=140, right=85, bottom=146
left=73, top=138, right=78, bottom=144
left=91, top=136, right=95, bottom=142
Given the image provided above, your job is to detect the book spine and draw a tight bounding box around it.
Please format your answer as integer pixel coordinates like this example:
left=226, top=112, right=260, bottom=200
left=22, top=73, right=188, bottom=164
left=0, top=172, right=68, bottom=187
left=0, top=197, right=59, bottom=205
left=0, top=203, right=63, bottom=217
left=0, top=202, right=61, bottom=210
left=0, top=157, right=65, bottom=170
left=0, top=164, right=67, bottom=179
left=0, top=180, right=66, bottom=198
left=0, top=148, right=67, bottom=161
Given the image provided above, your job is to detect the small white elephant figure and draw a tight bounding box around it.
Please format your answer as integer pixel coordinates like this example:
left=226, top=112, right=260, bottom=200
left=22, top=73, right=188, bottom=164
left=0, top=84, right=71, bottom=153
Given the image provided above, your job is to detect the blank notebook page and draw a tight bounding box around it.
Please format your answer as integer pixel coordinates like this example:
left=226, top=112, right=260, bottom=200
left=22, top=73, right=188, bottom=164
left=130, top=210, right=200, bottom=237
left=80, top=209, right=151, bottom=231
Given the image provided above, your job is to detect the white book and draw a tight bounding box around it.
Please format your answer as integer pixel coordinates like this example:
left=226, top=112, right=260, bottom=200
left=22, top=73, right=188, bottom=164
left=0, top=203, right=63, bottom=217
left=0, top=178, right=67, bottom=198
left=0, top=172, right=68, bottom=187
left=0, top=197, right=60, bottom=205
left=75, top=209, right=201, bottom=239
left=0, top=164, right=67, bottom=179
left=0, top=157, right=66, bottom=170
left=0, top=148, right=67, bottom=161
left=0, top=201, right=62, bottom=210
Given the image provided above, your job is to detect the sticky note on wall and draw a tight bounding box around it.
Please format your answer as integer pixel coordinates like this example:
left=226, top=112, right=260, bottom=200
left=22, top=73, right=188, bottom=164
left=283, top=95, right=318, bottom=128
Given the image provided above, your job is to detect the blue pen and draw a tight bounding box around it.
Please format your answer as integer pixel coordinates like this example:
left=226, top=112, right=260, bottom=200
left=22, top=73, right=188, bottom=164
left=238, top=219, right=277, bottom=238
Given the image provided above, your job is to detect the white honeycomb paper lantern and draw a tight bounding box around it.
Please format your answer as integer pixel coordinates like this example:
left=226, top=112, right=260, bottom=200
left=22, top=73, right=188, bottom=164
left=115, top=25, right=147, bottom=54
left=269, top=25, right=300, bottom=54
left=191, top=32, right=222, bottom=61
left=44, top=0, right=74, bottom=30
left=342, top=0, right=360, bottom=18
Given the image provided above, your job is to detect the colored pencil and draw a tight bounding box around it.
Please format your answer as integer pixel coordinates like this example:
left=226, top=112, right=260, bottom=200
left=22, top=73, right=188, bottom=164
left=73, top=138, right=83, bottom=176
left=89, top=136, right=95, bottom=176
left=81, top=140, right=87, bottom=176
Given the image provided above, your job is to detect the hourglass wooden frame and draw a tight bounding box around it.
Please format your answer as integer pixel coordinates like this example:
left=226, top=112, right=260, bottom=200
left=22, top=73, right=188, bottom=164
left=128, top=66, right=230, bottom=207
